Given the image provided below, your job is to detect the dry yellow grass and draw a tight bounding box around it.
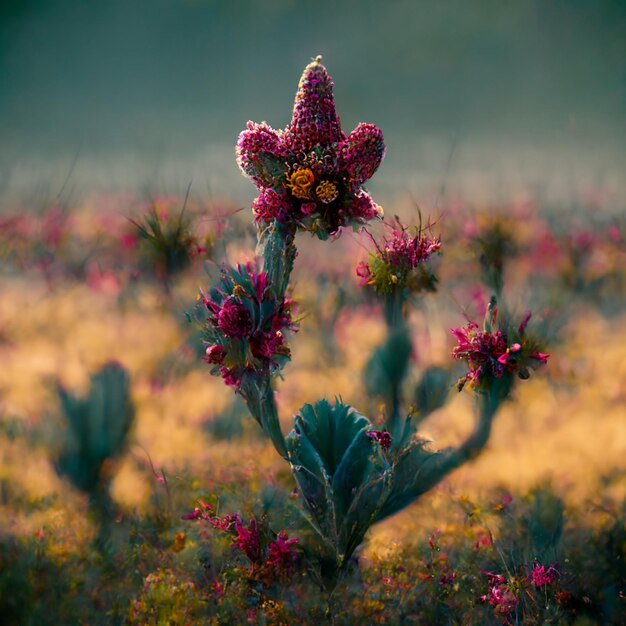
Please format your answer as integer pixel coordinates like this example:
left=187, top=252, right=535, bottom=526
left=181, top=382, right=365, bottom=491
left=1, top=264, right=624, bottom=553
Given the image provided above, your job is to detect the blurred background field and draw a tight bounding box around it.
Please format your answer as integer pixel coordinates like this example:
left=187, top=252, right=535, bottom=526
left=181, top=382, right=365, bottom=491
left=0, top=190, right=624, bottom=623
left=1, top=1, right=625, bottom=624
left=1, top=0, right=625, bottom=203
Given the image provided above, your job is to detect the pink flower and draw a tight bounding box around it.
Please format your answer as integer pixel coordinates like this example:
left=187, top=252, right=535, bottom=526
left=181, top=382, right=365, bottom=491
left=355, top=260, right=372, bottom=285
left=481, top=572, right=518, bottom=618
left=366, top=430, right=392, bottom=450
left=531, top=563, right=559, bottom=588
left=233, top=517, right=262, bottom=564
left=451, top=310, right=550, bottom=391
left=181, top=500, right=213, bottom=521
left=608, top=225, right=621, bottom=243
left=201, top=263, right=298, bottom=389
left=204, top=345, right=226, bottom=365
left=451, top=322, right=509, bottom=383
left=358, top=220, right=441, bottom=295
left=219, top=366, right=242, bottom=389
left=531, top=352, right=550, bottom=364
left=207, top=513, right=240, bottom=531
left=217, top=296, right=253, bottom=339
left=266, top=531, right=299, bottom=572
left=382, top=226, right=441, bottom=269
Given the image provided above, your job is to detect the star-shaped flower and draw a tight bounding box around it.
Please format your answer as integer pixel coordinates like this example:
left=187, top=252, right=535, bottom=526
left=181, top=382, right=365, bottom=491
left=236, top=56, right=386, bottom=240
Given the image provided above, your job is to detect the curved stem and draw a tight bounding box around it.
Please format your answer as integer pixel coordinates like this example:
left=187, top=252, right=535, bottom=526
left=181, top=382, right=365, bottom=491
left=242, top=373, right=288, bottom=459
left=410, top=388, right=503, bottom=494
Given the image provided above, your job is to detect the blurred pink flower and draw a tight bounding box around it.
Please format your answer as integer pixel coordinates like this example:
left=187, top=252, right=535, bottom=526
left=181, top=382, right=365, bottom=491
left=531, top=562, right=559, bottom=588
left=366, top=430, right=392, bottom=450
left=481, top=572, right=518, bottom=619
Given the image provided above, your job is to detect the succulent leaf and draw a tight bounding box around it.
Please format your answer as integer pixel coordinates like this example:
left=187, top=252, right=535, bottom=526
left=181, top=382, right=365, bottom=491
left=286, top=400, right=378, bottom=563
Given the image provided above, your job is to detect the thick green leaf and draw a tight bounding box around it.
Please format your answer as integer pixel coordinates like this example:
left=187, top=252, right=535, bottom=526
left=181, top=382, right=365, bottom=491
left=55, top=363, right=134, bottom=494
left=331, top=428, right=374, bottom=518
left=285, top=399, right=376, bottom=561
left=293, top=400, right=370, bottom=477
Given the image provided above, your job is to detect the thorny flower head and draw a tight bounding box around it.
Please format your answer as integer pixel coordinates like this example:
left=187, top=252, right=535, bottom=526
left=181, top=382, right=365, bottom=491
left=452, top=300, right=549, bottom=393
left=236, top=56, right=385, bottom=240
left=199, top=262, right=297, bottom=389
left=357, top=219, right=441, bottom=296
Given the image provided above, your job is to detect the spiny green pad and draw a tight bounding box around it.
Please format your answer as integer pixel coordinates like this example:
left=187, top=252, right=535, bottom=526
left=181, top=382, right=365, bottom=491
left=55, top=362, right=134, bottom=493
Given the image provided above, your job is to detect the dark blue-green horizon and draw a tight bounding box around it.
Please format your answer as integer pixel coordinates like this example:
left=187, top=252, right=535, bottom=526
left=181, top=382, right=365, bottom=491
left=1, top=0, right=625, bottom=204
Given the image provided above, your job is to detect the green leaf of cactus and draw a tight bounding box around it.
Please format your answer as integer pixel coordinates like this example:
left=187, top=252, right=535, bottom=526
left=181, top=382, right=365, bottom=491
left=331, top=427, right=375, bottom=518
left=286, top=399, right=375, bottom=557
left=55, top=363, right=135, bottom=494
left=339, top=468, right=394, bottom=561
left=288, top=422, right=337, bottom=542
left=294, top=400, right=370, bottom=476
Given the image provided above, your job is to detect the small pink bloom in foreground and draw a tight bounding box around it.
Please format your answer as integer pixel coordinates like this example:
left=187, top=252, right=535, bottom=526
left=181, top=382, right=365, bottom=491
left=366, top=430, right=392, bottom=450
left=266, top=531, right=299, bottom=572
left=531, top=562, right=559, bottom=588
left=204, top=345, right=226, bottom=365
left=481, top=571, right=518, bottom=618
left=532, top=352, right=550, bottom=364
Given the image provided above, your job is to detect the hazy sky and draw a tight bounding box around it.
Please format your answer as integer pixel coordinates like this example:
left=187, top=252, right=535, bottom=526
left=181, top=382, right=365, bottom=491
left=1, top=0, right=625, bottom=204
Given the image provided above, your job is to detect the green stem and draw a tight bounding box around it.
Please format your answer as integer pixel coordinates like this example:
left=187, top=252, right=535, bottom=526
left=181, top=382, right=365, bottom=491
left=383, top=290, right=405, bottom=329
left=381, top=296, right=411, bottom=446
left=242, top=373, right=288, bottom=459
left=407, top=386, right=504, bottom=496
left=89, top=482, right=114, bottom=556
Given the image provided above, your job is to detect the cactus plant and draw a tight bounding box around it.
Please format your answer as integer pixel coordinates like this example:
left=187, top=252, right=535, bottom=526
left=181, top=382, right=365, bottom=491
left=55, top=362, right=135, bottom=547
left=195, top=56, right=550, bottom=589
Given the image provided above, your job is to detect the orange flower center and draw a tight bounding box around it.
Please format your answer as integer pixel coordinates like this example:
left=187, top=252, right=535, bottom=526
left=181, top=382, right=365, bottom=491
left=287, top=168, right=315, bottom=199
left=315, top=180, right=339, bottom=204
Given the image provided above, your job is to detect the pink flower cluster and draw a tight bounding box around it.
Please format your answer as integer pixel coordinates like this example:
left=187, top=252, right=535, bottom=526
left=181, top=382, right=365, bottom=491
left=480, top=572, right=518, bottom=620
left=366, top=430, right=392, bottom=450
left=451, top=311, right=549, bottom=391
left=236, top=56, right=385, bottom=239
left=201, top=263, right=297, bottom=388
left=182, top=505, right=298, bottom=585
left=380, top=226, right=442, bottom=269
left=233, top=517, right=262, bottom=563
left=357, top=222, right=441, bottom=295
left=530, top=562, right=559, bottom=588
